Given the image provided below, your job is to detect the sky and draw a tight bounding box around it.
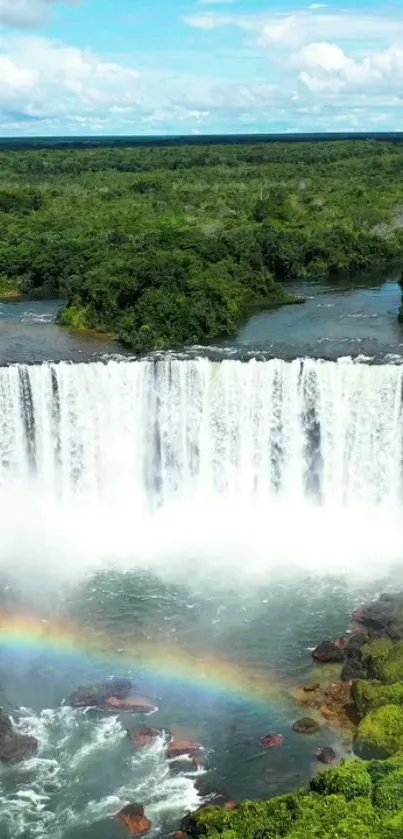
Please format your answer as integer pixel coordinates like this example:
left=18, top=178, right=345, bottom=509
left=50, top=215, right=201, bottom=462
left=0, top=0, right=402, bottom=136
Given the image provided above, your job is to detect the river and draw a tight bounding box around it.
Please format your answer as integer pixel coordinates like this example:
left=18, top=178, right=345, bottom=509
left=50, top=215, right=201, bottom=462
left=0, top=271, right=403, bottom=838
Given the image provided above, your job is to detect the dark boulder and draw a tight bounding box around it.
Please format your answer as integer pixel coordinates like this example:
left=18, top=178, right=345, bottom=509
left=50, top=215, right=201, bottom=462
left=115, top=803, right=152, bottom=835
left=292, top=717, right=320, bottom=734
left=352, top=593, right=403, bottom=638
left=128, top=724, right=161, bottom=748
left=68, top=677, right=134, bottom=708
left=259, top=732, right=283, bottom=749
left=315, top=746, right=337, bottom=764
left=181, top=791, right=237, bottom=834
left=312, top=637, right=348, bottom=663
left=0, top=709, right=38, bottom=763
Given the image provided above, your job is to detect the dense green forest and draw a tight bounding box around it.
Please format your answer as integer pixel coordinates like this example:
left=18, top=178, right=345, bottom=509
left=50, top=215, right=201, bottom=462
left=1, top=139, right=403, bottom=351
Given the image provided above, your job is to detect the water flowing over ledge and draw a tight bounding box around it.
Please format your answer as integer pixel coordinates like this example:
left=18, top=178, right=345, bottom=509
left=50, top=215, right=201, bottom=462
left=1, top=356, right=403, bottom=581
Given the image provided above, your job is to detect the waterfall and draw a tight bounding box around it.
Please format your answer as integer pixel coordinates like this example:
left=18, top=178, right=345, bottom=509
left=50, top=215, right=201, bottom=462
left=1, top=357, right=402, bottom=578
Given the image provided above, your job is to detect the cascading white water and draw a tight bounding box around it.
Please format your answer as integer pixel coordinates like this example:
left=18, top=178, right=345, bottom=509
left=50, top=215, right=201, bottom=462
left=0, top=357, right=403, bottom=580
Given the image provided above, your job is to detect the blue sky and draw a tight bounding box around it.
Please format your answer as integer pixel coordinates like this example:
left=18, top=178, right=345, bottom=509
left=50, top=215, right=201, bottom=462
left=0, top=0, right=402, bottom=135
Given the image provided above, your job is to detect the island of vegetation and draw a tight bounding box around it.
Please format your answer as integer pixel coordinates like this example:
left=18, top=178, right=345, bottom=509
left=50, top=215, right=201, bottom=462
left=180, top=592, right=403, bottom=839
left=1, top=139, right=403, bottom=351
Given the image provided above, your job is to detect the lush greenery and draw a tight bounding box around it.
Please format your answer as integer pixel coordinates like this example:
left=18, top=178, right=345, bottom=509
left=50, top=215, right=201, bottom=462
left=185, top=758, right=403, bottom=839
left=1, top=140, right=403, bottom=350
left=185, top=599, right=403, bottom=839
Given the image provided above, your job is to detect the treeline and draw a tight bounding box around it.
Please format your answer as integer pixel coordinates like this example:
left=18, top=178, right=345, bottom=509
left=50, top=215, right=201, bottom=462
left=0, top=140, right=403, bottom=350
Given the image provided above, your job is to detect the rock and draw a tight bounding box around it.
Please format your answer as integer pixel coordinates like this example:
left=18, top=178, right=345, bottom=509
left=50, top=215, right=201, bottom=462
left=312, top=637, right=348, bottom=663
left=115, top=803, right=152, bottom=835
left=175, top=833, right=188, bottom=839
left=355, top=704, right=403, bottom=759
left=259, top=732, right=283, bottom=749
left=292, top=717, right=320, bottom=734
left=0, top=709, right=38, bottom=763
left=352, top=593, right=403, bottom=638
left=352, top=679, right=403, bottom=719
left=105, top=696, right=157, bottom=714
left=128, top=724, right=161, bottom=748
left=303, top=682, right=320, bottom=692
left=192, top=779, right=236, bottom=808
left=68, top=677, right=134, bottom=708
left=192, top=755, right=205, bottom=770
left=315, top=746, right=337, bottom=764
left=296, top=680, right=358, bottom=729
left=180, top=792, right=237, bottom=833
left=167, top=740, right=202, bottom=759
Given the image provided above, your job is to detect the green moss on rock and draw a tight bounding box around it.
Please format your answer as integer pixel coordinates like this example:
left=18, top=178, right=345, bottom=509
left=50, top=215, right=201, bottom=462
left=310, top=759, right=372, bottom=799
left=187, top=792, right=384, bottom=839
left=356, top=704, right=403, bottom=758
left=361, top=639, right=403, bottom=683
left=372, top=768, right=403, bottom=813
left=352, top=680, right=403, bottom=717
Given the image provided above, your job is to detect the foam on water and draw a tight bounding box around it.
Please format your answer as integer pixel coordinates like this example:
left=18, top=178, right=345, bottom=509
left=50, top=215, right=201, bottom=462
left=0, top=706, right=198, bottom=838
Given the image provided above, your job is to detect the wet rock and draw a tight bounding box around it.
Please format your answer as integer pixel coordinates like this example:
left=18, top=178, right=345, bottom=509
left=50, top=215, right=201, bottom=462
left=68, top=677, right=134, bottom=708
left=302, top=682, right=320, bottom=692
left=181, top=792, right=237, bottom=833
left=292, top=717, right=320, bottom=735
left=167, top=739, right=202, bottom=759
left=115, top=803, right=152, bottom=835
left=105, top=696, right=157, bottom=714
left=193, top=779, right=236, bottom=807
left=0, top=709, right=38, bottom=763
left=128, top=724, right=161, bottom=748
left=192, top=755, right=205, bottom=770
left=352, top=593, right=403, bottom=638
left=312, top=637, right=348, bottom=663
left=315, top=746, right=337, bottom=764
left=259, top=732, right=283, bottom=749
left=296, top=680, right=357, bottom=729
left=175, top=833, right=188, bottom=839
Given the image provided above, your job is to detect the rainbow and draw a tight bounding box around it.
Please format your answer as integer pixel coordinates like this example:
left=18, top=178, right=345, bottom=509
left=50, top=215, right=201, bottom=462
left=0, top=612, right=288, bottom=710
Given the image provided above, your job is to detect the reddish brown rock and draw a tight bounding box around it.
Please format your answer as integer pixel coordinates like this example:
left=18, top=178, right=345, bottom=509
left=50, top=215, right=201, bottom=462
left=105, top=696, right=157, bottom=714
left=302, top=682, right=320, bottom=692
left=167, top=740, right=202, bottom=759
left=175, top=833, right=188, bottom=839
left=223, top=801, right=238, bottom=810
left=315, top=746, right=337, bottom=764
left=259, top=732, right=283, bottom=749
left=312, top=637, right=348, bottom=663
left=296, top=679, right=357, bottom=730
left=128, top=724, right=161, bottom=748
left=115, top=803, right=152, bottom=835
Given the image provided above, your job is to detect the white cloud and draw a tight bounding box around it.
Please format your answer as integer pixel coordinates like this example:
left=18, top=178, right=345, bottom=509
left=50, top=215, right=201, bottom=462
left=185, top=7, right=403, bottom=50
left=294, top=41, right=403, bottom=93
left=0, top=18, right=403, bottom=136
left=0, top=0, right=76, bottom=27
left=0, top=35, right=139, bottom=120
